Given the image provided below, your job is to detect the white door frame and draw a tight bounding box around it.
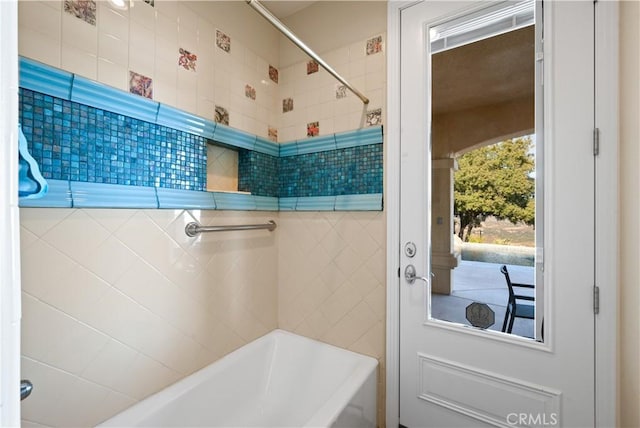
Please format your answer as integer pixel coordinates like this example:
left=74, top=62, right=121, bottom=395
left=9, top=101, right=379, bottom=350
left=0, top=0, right=22, bottom=426
left=385, top=1, right=619, bottom=427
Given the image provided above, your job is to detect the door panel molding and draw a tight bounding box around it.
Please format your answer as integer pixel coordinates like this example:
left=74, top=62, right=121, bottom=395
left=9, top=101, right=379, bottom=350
left=418, top=354, right=561, bottom=428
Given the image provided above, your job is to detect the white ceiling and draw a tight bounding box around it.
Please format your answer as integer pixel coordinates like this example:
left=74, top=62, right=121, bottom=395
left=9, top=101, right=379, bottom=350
left=260, top=1, right=317, bottom=19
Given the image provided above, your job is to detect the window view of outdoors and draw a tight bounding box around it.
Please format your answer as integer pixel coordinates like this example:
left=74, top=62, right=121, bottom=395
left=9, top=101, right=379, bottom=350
left=428, top=4, right=540, bottom=340
left=431, top=138, right=536, bottom=339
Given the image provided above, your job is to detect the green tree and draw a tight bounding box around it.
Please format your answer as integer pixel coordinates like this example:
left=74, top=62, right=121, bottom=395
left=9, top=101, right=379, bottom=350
left=454, top=137, right=535, bottom=241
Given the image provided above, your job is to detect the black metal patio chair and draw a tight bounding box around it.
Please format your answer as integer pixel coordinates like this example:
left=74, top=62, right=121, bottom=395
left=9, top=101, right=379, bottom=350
left=500, top=264, right=535, bottom=334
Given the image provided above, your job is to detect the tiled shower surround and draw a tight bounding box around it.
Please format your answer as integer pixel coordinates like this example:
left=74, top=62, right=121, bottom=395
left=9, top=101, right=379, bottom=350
left=18, top=1, right=388, bottom=426
left=19, top=86, right=383, bottom=198
left=20, top=208, right=280, bottom=426
left=20, top=208, right=385, bottom=427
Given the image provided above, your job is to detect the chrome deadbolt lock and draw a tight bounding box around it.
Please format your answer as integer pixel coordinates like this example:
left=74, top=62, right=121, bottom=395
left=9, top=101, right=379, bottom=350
left=404, top=242, right=417, bottom=258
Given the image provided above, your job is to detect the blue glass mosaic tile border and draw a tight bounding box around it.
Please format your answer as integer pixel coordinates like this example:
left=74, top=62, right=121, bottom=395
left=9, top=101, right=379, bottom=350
left=238, top=150, right=279, bottom=197
left=19, top=88, right=208, bottom=191
left=278, top=144, right=383, bottom=198
left=18, top=57, right=274, bottom=154
left=17, top=56, right=384, bottom=211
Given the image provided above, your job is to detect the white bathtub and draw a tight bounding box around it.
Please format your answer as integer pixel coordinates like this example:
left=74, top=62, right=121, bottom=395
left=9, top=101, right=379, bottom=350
left=99, top=329, right=378, bottom=427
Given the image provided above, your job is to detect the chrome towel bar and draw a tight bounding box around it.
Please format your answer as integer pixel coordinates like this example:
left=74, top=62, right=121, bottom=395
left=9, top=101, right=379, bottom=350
left=185, top=220, right=277, bottom=237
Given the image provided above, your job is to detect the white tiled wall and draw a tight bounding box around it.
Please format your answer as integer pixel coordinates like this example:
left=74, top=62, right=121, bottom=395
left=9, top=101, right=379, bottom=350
left=20, top=208, right=278, bottom=427
left=274, top=3, right=388, bottom=420
left=278, top=33, right=387, bottom=141
left=20, top=208, right=387, bottom=427
left=277, top=211, right=387, bottom=424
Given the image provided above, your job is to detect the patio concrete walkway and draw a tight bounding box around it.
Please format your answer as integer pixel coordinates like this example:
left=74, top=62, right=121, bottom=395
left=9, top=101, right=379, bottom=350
left=431, top=260, right=536, bottom=338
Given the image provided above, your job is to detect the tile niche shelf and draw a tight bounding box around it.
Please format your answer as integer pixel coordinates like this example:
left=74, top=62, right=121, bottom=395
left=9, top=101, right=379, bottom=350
left=17, top=57, right=383, bottom=212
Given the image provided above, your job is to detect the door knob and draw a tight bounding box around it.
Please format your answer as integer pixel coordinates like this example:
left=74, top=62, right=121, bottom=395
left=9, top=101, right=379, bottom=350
left=405, top=265, right=430, bottom=285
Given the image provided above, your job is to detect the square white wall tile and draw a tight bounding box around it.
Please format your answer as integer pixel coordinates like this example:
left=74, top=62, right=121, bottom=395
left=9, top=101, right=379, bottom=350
left=229, top=93, right=244, bottom=114
left=349, top=57, right=366, bottom=79
left=154, top=58, right=177, bottom=87
left=228, top=38, right=245, bottom=64
left=365, top=50, right=385, bottom=74
left=213, top=45, right=232, bottom=72
left=197, top=70, right=215, bottom=100
left=333, top=114, right=357, bottom=134
left=177, top=68, right=197, bottom=91
left=278, top=65, right=294, bottom=85
left=229, top=76, right=245, bottom=97
left=213, top=85, right=230, bottom=109
left=324, top=46, right=350, bottom=67
left=227, top=109, right=243, bottom=129
left=178, top=27, right=198, bottom=54
left=61, top=13, right=97, bottom=55
left=39, top=0, right=62, bottom=11
left=145, top=79, right=168, bottom=106
left=196, top=47, right=214, bottom=74
left=156, top=12, right=178, bottom=44
left=125, top=353, right=182, bottom=399
left=366, top=88, right=385, bottom=111
left=197, top=16, right=215, bottom=46
left=154, top=0, right=178, bottom=16
left=244, top=48, right=257, bottom=70
left=365, top=70, right=385, bottom=91
left=176, top=92, right=198, bottom=116
left=197, top=97, right=215, bottom=120
left=97, top=58, right=128, bottom=91
left=41, top=210, right=111, bottom=266
left=256, top=105, right=269, bottom=123
left=129, top=0, right=155, bottom=30
left=19, top=1, right=61, bottom=40
left=177, top=3, right=199, bottom=34
left=98, top=5, right=129, bottom=40
left=98, top=0, right=129, bottom=18
left=98, top=32, right=128, bottom=66
left=19, top=28, right=62, bottom=67
left=21, top=293, right=110, bottom=376
left=129, top=21, right=154, bottom=51
left=292, top=78, right=308, bottom=99
left=21, top=356, right=133, bottom=428
left=349, top=39, right=367, bottom=60
left=155, top=35, right=178, bottom=65
left=256, top=56, right=269, bottom=79
left=61, top=45, right=97, bottom=79
left=21, top=241, right=76, bottom=303
left=128, top=50, right=154, bottom=81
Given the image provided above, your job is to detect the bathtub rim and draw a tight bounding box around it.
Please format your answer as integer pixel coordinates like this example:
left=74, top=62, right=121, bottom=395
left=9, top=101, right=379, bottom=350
left=98, top=328, right=379, bottom=427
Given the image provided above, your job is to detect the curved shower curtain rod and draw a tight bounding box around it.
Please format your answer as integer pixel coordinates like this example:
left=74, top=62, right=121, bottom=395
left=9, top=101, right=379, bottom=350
left=246, top=0, right=370, bottom=105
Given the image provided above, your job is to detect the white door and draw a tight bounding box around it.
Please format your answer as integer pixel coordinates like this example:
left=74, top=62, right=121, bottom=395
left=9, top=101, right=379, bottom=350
left=0, top=0, right=22, bottom=426
left=399, top=1, right=595, bottom=427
